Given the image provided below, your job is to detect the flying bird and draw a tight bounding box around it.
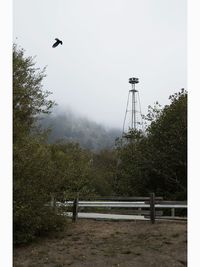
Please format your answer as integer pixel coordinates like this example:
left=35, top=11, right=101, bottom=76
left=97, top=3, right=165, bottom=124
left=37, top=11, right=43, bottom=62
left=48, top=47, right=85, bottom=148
left=52, top=38, right=63, bottom=48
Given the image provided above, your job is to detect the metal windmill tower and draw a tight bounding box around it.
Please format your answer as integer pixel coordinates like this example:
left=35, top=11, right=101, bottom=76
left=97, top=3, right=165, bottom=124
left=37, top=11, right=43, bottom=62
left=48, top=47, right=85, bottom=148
left=122, top=76, right=144, bottom=139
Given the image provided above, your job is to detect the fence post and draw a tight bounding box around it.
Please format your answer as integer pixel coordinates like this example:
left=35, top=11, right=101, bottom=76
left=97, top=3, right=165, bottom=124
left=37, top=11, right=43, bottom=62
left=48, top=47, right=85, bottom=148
left=50, top=194, right=55, bottom=208
left=72, top=194, right=79, bottom=222
left=51, top=194, right=57, bottom=213
left=150, top=193, right=155, bottom=224
left=171, top=208, right=175, bottom=217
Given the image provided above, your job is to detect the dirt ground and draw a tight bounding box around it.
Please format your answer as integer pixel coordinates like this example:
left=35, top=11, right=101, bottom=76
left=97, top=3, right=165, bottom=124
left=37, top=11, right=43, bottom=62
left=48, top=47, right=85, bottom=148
left=14, top=219, right=187, bottom=267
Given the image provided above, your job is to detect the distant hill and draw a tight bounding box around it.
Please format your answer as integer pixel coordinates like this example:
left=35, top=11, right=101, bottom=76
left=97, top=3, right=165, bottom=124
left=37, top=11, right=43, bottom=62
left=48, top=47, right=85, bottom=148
left=40, top=110, right=121, bottom=151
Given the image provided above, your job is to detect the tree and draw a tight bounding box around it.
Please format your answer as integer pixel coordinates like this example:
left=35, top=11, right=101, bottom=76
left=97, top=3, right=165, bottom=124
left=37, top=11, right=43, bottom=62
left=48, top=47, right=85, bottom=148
left=49, top=142, right=94, bottom=200
left=13, top=44, right=55, bottom=143
left=14, top=137, right=57, bottom=244
left=144, top=89, right=187, bottom=199
left=13, top=45, right=65, bottom=244
left=90, top=149, right=117, bottom=196
left=115, top=89, right=187, bottom=200
left=115, top=130, right=147, bottom=196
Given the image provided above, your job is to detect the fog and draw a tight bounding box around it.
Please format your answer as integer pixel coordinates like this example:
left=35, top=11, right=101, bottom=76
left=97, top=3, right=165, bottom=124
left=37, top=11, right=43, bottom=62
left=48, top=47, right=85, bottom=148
left=41, top=106, right=121, bottom=151
left=14, top=0, right=186, bottom=128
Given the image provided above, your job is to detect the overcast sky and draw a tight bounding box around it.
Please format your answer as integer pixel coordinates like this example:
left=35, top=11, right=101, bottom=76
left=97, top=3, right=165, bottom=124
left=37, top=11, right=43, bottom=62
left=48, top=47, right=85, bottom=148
left=14, top=0, right=186, bottom=128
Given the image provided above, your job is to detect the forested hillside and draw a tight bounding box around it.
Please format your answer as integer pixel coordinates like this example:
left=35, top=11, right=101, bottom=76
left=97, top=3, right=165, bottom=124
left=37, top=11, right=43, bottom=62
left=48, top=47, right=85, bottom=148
left=40, top=110, right=121, bottom=151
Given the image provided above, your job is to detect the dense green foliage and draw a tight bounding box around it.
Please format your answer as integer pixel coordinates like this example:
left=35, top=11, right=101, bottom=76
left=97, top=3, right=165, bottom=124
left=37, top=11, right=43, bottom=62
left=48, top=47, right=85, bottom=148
left=49, top=142, right=94, bottom=200
left=13, top=44, right=55, bottom=143
left=115, top=89, right=187, bottom=200
left=14, top=137, right=65, bottom=244
left=90, top=149, right=117, bottom=196
left=13, top=46, right=93, bottom=244
left=13, top=45, right=58, bottom=244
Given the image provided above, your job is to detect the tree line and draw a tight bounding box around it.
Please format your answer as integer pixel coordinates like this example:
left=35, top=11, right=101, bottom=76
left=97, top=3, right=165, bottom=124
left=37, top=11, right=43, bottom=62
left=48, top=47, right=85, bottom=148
left=13, top=45, right=187, bottom=244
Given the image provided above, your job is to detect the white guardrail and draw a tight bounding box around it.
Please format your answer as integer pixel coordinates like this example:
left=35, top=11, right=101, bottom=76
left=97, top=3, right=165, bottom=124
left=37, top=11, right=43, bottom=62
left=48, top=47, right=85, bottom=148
left=56, top=201, right=187, bottom=209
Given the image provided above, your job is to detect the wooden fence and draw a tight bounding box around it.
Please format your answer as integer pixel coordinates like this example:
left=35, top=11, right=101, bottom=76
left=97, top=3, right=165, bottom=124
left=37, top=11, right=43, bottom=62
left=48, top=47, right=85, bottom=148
left=55, top=193, right=187, bottom=224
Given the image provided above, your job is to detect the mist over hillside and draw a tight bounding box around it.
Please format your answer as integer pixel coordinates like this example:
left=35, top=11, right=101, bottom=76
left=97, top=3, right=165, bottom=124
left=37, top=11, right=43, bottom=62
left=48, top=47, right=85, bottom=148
left=40, top=109, right=121, bottom=151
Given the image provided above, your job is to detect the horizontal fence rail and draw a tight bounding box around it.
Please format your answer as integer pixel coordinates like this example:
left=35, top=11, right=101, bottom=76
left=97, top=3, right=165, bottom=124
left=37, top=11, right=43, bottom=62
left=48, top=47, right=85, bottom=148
left=54, top=194, right=187, bottom=224
left=56, top=201, right=187, bottom=209
left=77, top=197, right=164, bottom=201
